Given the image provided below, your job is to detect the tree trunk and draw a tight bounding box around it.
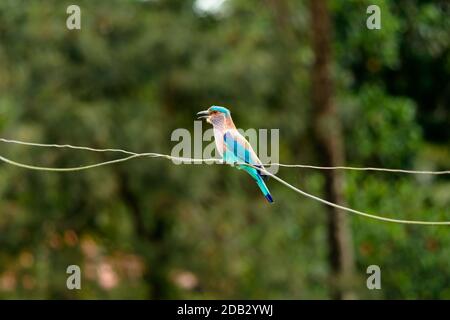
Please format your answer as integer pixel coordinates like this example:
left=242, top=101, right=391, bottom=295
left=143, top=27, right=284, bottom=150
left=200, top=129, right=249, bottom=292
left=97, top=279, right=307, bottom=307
left=310, top=0, right=355, bottom=299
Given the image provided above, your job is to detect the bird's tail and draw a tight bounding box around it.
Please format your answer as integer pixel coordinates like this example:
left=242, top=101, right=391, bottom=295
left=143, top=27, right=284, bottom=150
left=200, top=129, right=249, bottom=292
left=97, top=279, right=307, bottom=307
left=255, top=174, right=274, bottom=204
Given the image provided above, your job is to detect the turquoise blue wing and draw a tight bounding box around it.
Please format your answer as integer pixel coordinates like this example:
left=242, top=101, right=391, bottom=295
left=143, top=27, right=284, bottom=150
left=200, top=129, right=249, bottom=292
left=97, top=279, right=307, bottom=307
left=223, top=131, right=274, bottom=203
left=223, top=131, right=268, bottom=178
left=223, top=131, right=253, bottom=164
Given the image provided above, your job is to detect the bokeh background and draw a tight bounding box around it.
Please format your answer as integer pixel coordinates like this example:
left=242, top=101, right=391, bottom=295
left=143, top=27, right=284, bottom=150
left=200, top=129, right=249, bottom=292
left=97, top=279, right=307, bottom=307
left=0, top=0, right=449, bottom=299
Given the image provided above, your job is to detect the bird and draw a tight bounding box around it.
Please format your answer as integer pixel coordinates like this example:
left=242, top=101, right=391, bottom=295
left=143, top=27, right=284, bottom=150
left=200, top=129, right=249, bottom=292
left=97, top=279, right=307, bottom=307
left=197, top=106, right=274, bottom=203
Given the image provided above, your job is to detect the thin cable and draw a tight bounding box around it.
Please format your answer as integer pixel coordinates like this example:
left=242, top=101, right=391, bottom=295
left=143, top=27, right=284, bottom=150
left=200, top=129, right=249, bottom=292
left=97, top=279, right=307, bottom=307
left=1, top=138, right=448, bottom=174
left=0, top=153, right=142, bottom=172
left=0, top=141, right=448, bottom=225
left=247, top=164, right=450, bottom=226
left=0, top=138, right=137, bottom=155
left=270, top=164, right=450, bottom=175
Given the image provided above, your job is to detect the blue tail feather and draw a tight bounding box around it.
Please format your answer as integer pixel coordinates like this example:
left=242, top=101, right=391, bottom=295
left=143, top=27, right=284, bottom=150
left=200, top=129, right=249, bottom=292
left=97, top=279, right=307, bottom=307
left=238, top=163, right=274, bottom=204
left=264, top=193, right=274, bottom=203
left=255, top=174, right=274, bottom=204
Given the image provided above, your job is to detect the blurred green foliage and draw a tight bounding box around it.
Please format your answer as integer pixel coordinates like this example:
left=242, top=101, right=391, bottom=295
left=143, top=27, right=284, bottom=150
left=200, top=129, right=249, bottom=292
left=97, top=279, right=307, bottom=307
left=0, top=0, right=448, bottom=299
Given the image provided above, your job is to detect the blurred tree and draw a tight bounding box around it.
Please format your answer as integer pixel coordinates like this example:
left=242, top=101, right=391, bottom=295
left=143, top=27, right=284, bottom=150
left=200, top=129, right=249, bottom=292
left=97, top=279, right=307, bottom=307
left=0, top=0, right=448, bottom=300
left=310, top=0, right=355, bottom=299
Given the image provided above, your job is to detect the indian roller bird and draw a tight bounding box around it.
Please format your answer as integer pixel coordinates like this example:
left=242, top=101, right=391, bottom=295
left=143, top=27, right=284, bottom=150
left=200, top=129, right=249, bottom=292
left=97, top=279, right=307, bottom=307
left=197, top=106, right=274, bottom=203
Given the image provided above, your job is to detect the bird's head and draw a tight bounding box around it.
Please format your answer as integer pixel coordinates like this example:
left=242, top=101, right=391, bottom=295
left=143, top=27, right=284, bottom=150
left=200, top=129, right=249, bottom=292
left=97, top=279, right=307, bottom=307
left=197, top=106, right=231, bottom=127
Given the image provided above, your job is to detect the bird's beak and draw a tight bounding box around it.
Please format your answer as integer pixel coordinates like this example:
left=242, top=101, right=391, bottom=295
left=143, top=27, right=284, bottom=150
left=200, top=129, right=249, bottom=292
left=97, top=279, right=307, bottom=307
left=196, top=110, right=210, bottom=120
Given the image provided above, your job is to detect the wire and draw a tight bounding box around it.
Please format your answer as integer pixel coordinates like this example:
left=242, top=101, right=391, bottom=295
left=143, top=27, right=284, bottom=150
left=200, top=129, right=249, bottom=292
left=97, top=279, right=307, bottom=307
left=1, top=138, right=448, bottom=175
left=271, top=164, right=450, bottom=175
left=0, top=137, right=449, bottom=225
left=250, top=165, right=450, bottom=226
